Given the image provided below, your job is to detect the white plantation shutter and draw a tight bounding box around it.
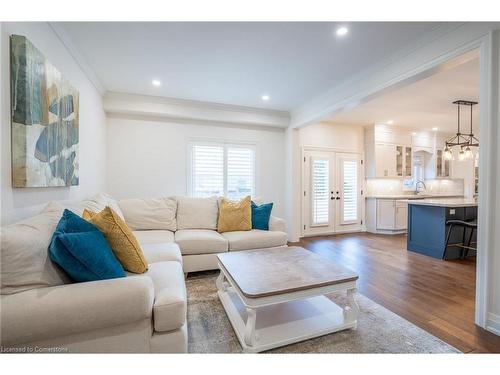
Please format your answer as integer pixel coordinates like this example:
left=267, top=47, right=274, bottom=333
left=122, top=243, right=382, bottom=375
left=227, top=146, right=255, bottom=200
left=311, top=159, right=329, bottom=225
left=190, top=142, right=255, bottom=199
left=192, top=144, right=224, bottom=197
left=342, top=160, right=358, bottom=223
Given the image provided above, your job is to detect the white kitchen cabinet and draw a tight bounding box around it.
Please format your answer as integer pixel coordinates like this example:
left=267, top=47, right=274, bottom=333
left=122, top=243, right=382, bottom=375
left=366, top=126, right=412, bottom=179
left=372, top=143, right=411, bottom=178
left=375, top=143, right=396, bottom=177
left=395, top=200, right=408, bottom=230
left=366, top=198, right=408, bottom=234
left=365, top=125, right=456, bottom=180
left=376, top=199, right=396, bottom=229
left=427, top=148, right=451, bottom=179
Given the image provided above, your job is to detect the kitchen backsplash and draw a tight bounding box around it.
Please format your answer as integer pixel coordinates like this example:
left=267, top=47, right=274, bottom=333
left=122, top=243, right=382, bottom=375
left=365, top=178, right=464, bottom=196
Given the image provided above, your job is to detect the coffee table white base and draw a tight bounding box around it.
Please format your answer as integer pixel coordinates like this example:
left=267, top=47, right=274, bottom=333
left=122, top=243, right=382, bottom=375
left=217, top=269, right=359, bottom=353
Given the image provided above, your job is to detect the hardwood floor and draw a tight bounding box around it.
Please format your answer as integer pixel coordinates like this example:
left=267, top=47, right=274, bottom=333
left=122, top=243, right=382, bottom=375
left=291, top=232, right=500, bottom=353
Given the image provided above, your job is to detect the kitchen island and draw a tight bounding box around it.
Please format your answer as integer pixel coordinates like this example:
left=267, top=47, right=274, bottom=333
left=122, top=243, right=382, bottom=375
left=406, top=198, right=478, bottom=259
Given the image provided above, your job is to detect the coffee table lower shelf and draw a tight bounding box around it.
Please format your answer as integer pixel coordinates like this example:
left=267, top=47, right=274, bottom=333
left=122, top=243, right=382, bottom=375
left=218, top=286, right=358, bottom=353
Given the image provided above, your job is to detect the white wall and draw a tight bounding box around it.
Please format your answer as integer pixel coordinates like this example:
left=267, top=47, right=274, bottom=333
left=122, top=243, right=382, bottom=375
left=106, top=116, right=286, bottom=218
left=0, top=22, right=106, bottom=225
left=299, top=122, right=364, bottom=151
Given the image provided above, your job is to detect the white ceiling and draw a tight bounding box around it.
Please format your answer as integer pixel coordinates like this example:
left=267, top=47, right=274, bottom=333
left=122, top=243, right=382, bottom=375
left=60, top=22, right=443, bottom=111
left=328, top=53, right=480, bottom=133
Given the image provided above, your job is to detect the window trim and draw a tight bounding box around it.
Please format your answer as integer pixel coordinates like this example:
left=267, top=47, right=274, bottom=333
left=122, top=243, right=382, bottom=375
left=187, top=139, right=258, bottom=198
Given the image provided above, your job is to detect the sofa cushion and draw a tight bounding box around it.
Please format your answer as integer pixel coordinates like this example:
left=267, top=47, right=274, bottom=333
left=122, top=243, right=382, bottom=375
left=63, top=193, right=125, bottom=220
left=49, top=210, right=126, bottom=283
left=1, top=205, right=69, bottom=295
left=221, top=230, right=288, bottom=251
left=174, top=229, right=228, bottom=255
left=128, top=261, right=186, bottom=332
left=217, top=196, right=252, bottom=233
left=84, top=207, right=148, bottom=274
left=119, top=197, right=177, bottom=231
left=176, top=196, right=218, bottom=230
left=141, top=243, right=183, bottom=264
left=133, top=230, right=175, bottom=245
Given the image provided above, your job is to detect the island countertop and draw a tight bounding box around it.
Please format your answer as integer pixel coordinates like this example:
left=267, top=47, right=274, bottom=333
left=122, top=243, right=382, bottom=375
left=405, top=198, right=478, bottom=207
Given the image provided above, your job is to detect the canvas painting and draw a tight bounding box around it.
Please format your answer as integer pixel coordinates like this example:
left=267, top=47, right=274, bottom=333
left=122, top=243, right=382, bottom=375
left=10, top=34, right=79, bottom=187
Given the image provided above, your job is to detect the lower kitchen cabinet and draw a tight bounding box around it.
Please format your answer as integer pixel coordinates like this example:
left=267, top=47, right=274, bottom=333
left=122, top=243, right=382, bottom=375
left=366, top=198, right=408, bottom=234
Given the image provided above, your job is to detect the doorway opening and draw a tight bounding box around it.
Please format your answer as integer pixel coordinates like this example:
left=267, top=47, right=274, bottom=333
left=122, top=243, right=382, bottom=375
left=296, top=46, right=500, bottom=351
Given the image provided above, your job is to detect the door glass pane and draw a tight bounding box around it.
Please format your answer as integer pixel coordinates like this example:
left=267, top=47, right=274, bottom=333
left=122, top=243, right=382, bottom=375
left=311, top=159, right=329, bottom=225
left=343, top=160, right=358, bottom=222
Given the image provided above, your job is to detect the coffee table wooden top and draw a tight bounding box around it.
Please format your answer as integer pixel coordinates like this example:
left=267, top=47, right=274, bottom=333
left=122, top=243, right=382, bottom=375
left=217, top=246, right=358, bottom=298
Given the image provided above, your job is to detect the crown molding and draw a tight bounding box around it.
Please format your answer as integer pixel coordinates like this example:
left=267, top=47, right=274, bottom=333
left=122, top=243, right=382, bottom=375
left=104, top=92, right=290, bottom=129
left=48, top=22, right=106, bottom=95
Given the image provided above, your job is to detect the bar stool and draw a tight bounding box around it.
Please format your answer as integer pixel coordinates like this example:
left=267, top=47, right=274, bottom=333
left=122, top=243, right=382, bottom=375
left=442, top=219, right=477, bottom=260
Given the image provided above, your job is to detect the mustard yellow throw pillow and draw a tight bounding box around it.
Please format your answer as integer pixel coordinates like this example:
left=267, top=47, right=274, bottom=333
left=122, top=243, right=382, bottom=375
left=217, top=196, right=252, bottom=233
left=83, top=207, right=148, bottom=274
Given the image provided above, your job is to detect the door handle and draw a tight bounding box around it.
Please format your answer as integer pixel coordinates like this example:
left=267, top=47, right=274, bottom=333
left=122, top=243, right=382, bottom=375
left=336, top=197, right=340, bottom=200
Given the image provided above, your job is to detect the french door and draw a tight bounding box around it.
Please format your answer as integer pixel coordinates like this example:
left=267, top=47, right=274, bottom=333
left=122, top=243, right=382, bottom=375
left=302, top=150, right=363, bottom=236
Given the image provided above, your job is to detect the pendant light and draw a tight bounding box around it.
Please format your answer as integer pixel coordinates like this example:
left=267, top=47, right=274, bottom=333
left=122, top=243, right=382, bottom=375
left=444, top=100, right=479, bottom=161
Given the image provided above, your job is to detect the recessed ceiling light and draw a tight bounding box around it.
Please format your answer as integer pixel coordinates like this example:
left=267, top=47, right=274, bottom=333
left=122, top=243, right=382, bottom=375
left=432, top=127, right=439, bottom=131
left=152, top=79, right=161, bottom=87
left=261, top=94, right=270, bottom=101
left=386, top=120, right=394, bottom=125
left=336, top=27, right=349, bottom=37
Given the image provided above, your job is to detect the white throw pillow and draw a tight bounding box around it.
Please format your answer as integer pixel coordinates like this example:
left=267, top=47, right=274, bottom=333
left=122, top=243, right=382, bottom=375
left=1, top=205, right=70, bottom=295
left=176, top=196, right=219, bottom=230
left=119, top=197, right=177, bottom=231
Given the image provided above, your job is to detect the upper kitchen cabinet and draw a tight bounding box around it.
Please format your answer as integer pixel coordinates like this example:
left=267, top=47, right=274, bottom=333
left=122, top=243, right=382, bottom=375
left=426, top=134, right=452, bottom=179
left=365, top=125, right=454, bottom=180
left=365, top=125, right=412, bottom=178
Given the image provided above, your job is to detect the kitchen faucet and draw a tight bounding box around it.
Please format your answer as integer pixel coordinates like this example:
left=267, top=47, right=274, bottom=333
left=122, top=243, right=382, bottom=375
left=415, top=180, right=427, bottom=194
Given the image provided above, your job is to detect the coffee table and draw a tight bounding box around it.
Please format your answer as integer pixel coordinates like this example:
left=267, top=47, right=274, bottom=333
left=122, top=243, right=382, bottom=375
left=216, top=246, right=359, bottom=353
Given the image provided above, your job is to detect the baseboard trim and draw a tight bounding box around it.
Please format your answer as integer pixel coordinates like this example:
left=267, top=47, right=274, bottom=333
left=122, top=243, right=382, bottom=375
left=486, top=313, right=500, bottom=336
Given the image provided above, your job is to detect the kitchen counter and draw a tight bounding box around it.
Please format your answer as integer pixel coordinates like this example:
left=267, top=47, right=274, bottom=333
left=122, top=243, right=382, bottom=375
left=365, top=194, right=462, bottom=199
left=405, top=198, right=478, bottom=207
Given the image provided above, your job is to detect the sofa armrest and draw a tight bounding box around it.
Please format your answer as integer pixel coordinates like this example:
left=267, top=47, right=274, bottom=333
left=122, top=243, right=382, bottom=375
left=269, top=215, right=286, bottom=232
left=0, top=276, right=154, bottom=346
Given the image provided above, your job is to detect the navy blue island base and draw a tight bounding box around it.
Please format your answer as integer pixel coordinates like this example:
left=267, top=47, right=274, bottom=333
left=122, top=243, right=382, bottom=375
left=407, top=202, right=477, bottom=260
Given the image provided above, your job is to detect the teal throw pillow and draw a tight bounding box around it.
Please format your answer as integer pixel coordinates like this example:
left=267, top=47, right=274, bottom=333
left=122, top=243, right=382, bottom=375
left=49, top=209, right=125, bottom=282
left=251, top=201, right=273, bottom=230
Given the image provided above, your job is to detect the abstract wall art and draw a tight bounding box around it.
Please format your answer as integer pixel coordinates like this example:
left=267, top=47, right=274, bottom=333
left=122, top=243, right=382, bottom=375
left=10, top=34, right=79, bottom=188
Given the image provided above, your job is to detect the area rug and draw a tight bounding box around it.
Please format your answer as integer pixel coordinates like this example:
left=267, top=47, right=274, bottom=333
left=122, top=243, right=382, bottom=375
left=186, top=271, right=460, bottom=353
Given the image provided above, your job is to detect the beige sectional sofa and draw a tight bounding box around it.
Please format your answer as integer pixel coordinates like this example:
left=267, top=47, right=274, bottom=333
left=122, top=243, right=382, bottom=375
left=0, top=193, right=287, bottom=353
left=122, top=195, right=287, bottom=273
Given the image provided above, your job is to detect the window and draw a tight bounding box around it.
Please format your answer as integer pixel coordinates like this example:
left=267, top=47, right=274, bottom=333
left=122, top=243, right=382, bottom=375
left=191, top=144, right=224, bottom=197
left=190, top=142, right=256, bottom=199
